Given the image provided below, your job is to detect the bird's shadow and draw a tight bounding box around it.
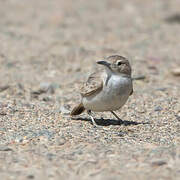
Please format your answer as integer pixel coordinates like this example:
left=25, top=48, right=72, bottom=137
left=71, top=117, right=149, bottom=126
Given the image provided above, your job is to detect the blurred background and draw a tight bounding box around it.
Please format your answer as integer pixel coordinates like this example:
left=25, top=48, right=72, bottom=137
left=0, top=0, right=179, bottom=179
left=0, top=0, right=180, bottom=86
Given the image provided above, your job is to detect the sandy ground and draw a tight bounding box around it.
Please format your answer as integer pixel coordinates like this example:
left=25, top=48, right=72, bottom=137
left=0, top=0, right=180, bottom=179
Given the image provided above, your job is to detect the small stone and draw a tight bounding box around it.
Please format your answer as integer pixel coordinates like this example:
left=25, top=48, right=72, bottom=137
left=0, top=145, right=13, bottom=151
left=59, top=105, right=70, bottom=115
left=15, top=137, right=24, bottom=143
left=165, top=14, right=180, bottom=24
left=17, top=83, right=24, bottom=90
left=47, top=153, right=56, bottom=161
left=27, top=175, right=34, bottom=179
left=31, top=82, right=59, bottom=97
left=56, top=137, right=66, bottom=145
left=39, top=136, right=49, bottom=144
left=154, top=106, right=162, bottom=111
left=31, top=90, right=44, bottom=96
left=42, top=96, right=52, bottom=102
left=137, top=107, right=146, bottom=113
left=148, top=65, right=158, bottom=70
left=0, top=85, right=9, bottom=92
left=132, top=75, right=146, bottom=80
left=117, top=132, right=125, bottom=137
left=151, top=160, right=167, bottom=167
left=156, top=87, right=167, bottom=91
left=171, top=68, right=180, bottom=76
left=175, top=113, right=180, bottom=121
left=40, top=82, right=54, bottom=94
left=40, top=82, right=59, bottom=94
left=0, top=110, right=7, bottom=116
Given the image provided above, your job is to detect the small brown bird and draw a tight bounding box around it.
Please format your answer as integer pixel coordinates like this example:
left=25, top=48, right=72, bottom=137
left=71, top=55, right=133, bottom=126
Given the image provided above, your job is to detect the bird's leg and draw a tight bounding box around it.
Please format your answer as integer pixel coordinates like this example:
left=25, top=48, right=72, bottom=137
left=110, top=111, right=123, bottom=123
left=87, top=110, right=97, bottom=126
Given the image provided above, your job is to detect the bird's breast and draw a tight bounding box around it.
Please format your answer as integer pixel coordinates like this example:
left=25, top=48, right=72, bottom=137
left=83, top=75, right=132, bottom=112
left=105, top=75, right=132, bottom=96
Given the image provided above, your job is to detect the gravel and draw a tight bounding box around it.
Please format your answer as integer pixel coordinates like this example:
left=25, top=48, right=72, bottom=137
left=0, top=0, right=179, bottom=179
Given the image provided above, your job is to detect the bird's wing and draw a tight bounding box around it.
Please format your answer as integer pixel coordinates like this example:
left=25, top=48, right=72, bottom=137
left=80, top=71, right=103, bottom=97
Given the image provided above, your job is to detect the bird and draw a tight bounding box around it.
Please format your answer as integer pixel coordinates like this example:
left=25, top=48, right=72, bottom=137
left=70, top=55, right=133, bottom=126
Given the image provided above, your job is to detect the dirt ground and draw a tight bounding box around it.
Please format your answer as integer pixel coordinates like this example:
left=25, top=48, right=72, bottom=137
left=0, top=0, right=180, bottom=179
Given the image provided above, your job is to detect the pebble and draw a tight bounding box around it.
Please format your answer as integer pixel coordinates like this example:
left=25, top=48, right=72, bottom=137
left=154, top=106, right=163, bottom=111
left=27, top=175, right=34, bottom=179
left=0, top=110, right=7, bottom=116
left=171, top=68, right=180, bottom=76
left=117, top=132, right=126, bottom=137
left=31, top=82, right=60, bottom=96
left=39, top=82, right=55, bottom=94
left=40, top=82, right=59, bottom=94
left=175, top=113, right=180, bottom=121
left=0, top=85, right=9, bottom=92
left=42, top=96, right=52, bottom=102
left=38, top=129, right=54, bottom=139
left=166, top=14, right=180, bottom=24
left=151, top=160, right=167, bottom=167
left=56, top=137, right=66, bottom=145
left=132, top=75, right=146, bottom=80
left=15, top=137, right=24, bottom=143
left=156, top=87, right=167, bottom=91
left=46, top=153, right=56, bottom=161
left=0, top=145, right=13, bottom=151
left=59, top=105, right=70, bottom=115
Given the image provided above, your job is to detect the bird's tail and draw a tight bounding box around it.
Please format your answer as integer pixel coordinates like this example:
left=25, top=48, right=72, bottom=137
left=70, top=103, right=85, bottom=115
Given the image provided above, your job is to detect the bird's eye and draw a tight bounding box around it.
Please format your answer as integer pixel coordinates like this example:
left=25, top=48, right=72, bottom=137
left=117, top=61, right=122, bottom=66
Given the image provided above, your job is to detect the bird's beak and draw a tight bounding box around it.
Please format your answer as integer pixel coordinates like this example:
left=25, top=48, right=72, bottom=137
left=97, top=60, right=111, bottom=67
